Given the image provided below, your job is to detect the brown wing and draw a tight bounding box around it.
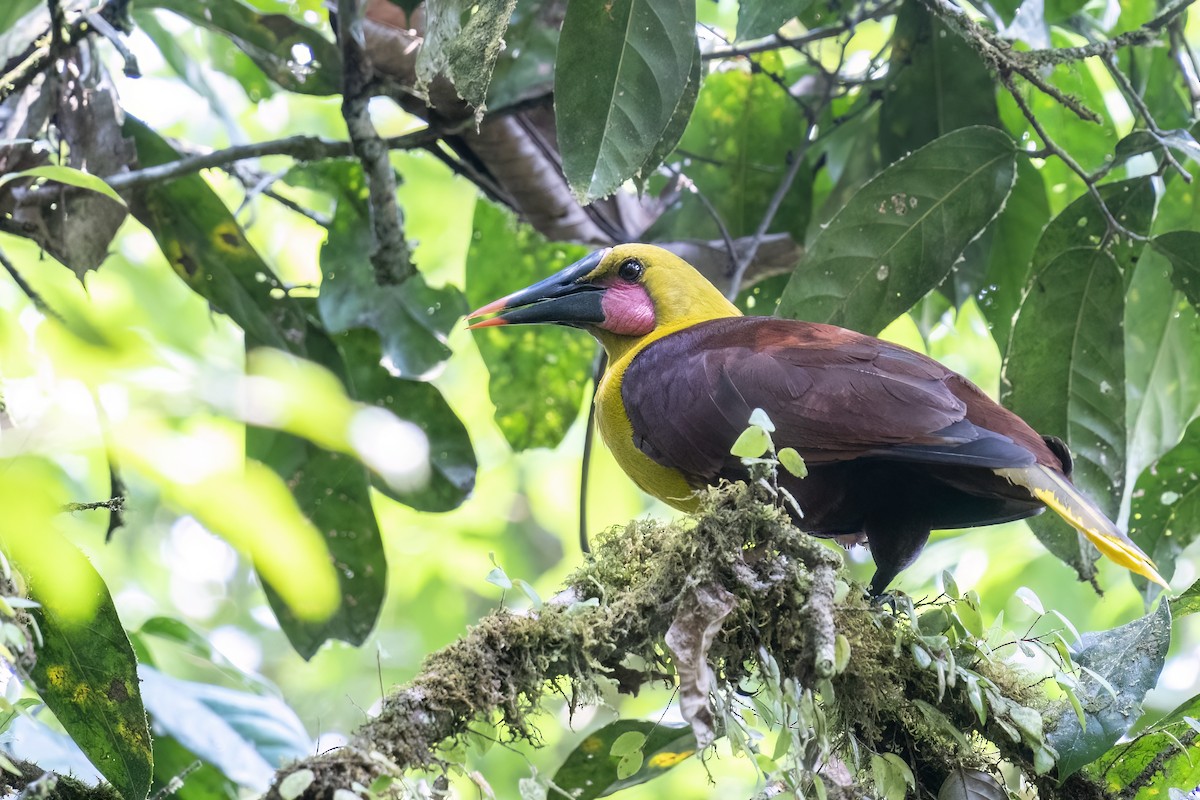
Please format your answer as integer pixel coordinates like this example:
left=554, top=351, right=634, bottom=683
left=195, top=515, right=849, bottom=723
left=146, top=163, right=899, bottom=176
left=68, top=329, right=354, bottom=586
left=622, top=317, right=1058, bottom=486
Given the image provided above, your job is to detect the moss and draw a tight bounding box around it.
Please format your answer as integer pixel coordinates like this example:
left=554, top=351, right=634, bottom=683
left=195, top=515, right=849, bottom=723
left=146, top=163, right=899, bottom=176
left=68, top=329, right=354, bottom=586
left=262, top=480, right=1116, bottom=799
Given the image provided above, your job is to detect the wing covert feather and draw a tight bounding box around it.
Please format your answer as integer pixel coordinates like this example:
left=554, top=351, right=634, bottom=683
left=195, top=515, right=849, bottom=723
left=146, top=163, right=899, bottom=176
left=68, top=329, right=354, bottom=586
left=622, top=317, right=1041, bottom=485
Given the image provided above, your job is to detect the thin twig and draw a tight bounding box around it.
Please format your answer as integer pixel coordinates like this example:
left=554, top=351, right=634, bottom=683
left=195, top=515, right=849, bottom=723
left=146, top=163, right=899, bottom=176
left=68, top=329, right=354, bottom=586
left=1169, top=23, right=1200, bottom=107
left=84, top=11, right=139, bottom=77
left=1101, top=55, right=1191, bottom=181
left=64, top=496, right=124, bottom=514
left=336, top=0, right=413, bottom=285
left=1002, top=73, right=1139, bottom=240
left=103, top=129, right=438, bottom=192
left=701, top=1, right=899, bottom=61
left=0, top=246, right=64, bottom=322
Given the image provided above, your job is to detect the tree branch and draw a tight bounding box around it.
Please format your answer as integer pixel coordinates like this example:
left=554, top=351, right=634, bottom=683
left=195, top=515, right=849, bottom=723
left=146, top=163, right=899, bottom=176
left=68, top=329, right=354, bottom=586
left=246, top=483, right=1115, bottom=800
left=103, top=129, right=438, bottom=193
left=335, top=0, right=413, bottom=285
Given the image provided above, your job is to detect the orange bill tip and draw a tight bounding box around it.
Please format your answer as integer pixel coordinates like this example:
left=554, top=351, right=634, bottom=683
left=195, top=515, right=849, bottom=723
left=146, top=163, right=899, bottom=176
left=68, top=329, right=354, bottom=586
left=466, top=316, right=508, bottom=330
left=467, top=295, right=513, bottom=319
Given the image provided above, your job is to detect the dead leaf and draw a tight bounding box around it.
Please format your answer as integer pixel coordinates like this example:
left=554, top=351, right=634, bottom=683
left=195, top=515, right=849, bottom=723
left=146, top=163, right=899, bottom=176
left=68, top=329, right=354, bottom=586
left=665, top=582, right=737, bottom=748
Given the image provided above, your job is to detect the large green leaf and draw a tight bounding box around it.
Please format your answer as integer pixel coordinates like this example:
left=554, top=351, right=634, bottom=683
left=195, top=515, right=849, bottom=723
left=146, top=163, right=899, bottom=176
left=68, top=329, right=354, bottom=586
left=1003, top=179, right=1156, bottom=580
left=126, top=122, right=384, bottom=657
left=735, top=0, right=812, bottom=41
left=315, top=162, right=463, bottom=380
left=553, top=719, right=697, bottom=799
left=124, top=117, right=303, bottom=353
left=336, top=329, right=476, bottom=511
left=416, top=0, right=518, bottom=113
left=1155, top=230, right=1200, bottom=312
left=140, top=0, right=342, bottom=95
left=140, top=666, right=310, bottom=791
left=466, top=202, right=594, bottom=451
left=1048, top=603, right=1171, bottom=779
left=975, top=158, right=1049, bottom=348
left=286, top=161, right=476, bottom=511
left=1129, top=415, right=1200, bottom=595
left=1092, top=688, right=1200, bottom=797
left=879, top=0, right=1000, bottom=165
left=152, top=734, right=239, bottom=800
left=659, top=55, right=811, bottom=243
left=248, top=327, right=388, bottom=660
left=776, top=126, right=1016, bottom=333
left=28, top=546, right=152, bottom=800
left=556, top=0, right=698, bottom=202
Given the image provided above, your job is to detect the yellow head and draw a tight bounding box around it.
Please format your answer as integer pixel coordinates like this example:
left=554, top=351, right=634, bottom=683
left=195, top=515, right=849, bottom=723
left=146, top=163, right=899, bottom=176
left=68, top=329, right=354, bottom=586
left=468, top=244, right=741, bottom=358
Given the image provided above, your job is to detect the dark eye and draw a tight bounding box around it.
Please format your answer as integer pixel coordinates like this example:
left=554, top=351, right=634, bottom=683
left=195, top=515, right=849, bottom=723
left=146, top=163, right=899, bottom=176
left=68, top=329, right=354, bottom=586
left=617, top=258, right=644, bottom=282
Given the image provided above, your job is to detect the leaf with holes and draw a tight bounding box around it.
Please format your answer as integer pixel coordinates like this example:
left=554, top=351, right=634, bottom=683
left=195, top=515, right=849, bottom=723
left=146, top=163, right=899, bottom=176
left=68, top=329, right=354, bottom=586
left=1130, top=415, right=1200, bottom=596
left=556, top=0, right=698, bottom=202
left=777, top=126, right=1015, bottom=333
left=23, top=537, right=152, bottom=800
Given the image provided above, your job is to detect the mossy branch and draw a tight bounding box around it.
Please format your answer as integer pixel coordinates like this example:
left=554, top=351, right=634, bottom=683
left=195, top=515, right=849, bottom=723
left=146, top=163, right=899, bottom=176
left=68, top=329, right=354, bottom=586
left=259, top=483, right=1115, bottom=800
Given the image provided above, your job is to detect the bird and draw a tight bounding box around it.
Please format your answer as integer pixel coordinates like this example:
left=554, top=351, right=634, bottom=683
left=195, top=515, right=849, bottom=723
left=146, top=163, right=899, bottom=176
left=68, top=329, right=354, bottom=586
left=467, top=243, right=1168, bottom=594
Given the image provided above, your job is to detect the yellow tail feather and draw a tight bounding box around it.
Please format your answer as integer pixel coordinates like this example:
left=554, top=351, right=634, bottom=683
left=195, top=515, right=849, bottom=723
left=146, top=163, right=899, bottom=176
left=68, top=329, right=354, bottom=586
left=995, top=465, right=1170, bottom=589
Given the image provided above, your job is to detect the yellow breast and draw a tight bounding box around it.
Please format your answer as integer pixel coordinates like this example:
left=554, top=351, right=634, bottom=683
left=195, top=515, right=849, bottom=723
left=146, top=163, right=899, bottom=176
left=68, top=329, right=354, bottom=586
left=594, top=323, right=702, bottom=512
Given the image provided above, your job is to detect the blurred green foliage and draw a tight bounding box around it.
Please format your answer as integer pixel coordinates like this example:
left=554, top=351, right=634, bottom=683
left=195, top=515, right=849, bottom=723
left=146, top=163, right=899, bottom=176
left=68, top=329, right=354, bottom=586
left=0, top=0, right=1198, bottom=797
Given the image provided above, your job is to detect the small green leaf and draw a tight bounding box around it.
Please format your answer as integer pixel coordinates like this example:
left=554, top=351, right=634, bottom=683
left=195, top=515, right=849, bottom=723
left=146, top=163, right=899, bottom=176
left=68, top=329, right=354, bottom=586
left=513, top=579, right=543, bottom=609
left=486, top=567, right=512, bottom=590
left=610, top=731, right=647, bottom=757
left=911, top=643, right=932, bottom=669
left=833, top=634, right=851, bottom=674
left=777, top=447, right=808, bottom=478
left=279, top=769, right=315, bottom=800
left=966, top=676, right=987, bottom=725
left=1014, top=586, right=1044, bottom=615
left=0, top=165, right=125, bottom=205
left=748, top=408, right=776, bottom=432
left=616, top=750, right=644, bottom=780
left=1170, top=579, right=1200, bottom=618
left=731, top=425, right=772, bottom=459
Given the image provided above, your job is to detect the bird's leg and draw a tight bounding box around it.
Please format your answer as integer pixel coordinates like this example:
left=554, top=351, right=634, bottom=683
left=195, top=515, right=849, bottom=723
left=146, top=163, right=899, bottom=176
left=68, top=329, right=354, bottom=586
left=865, top=526, right=931, bottom=596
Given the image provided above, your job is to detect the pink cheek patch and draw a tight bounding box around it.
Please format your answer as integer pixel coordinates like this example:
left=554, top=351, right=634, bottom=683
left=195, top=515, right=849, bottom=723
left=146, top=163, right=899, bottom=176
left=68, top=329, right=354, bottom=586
left=600, top=281, right=656, bottom=336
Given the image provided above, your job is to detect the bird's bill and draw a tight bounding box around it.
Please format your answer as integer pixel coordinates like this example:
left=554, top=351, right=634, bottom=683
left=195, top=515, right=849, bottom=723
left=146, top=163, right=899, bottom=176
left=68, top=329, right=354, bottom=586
left=466, top=249, right=609, bottom=329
